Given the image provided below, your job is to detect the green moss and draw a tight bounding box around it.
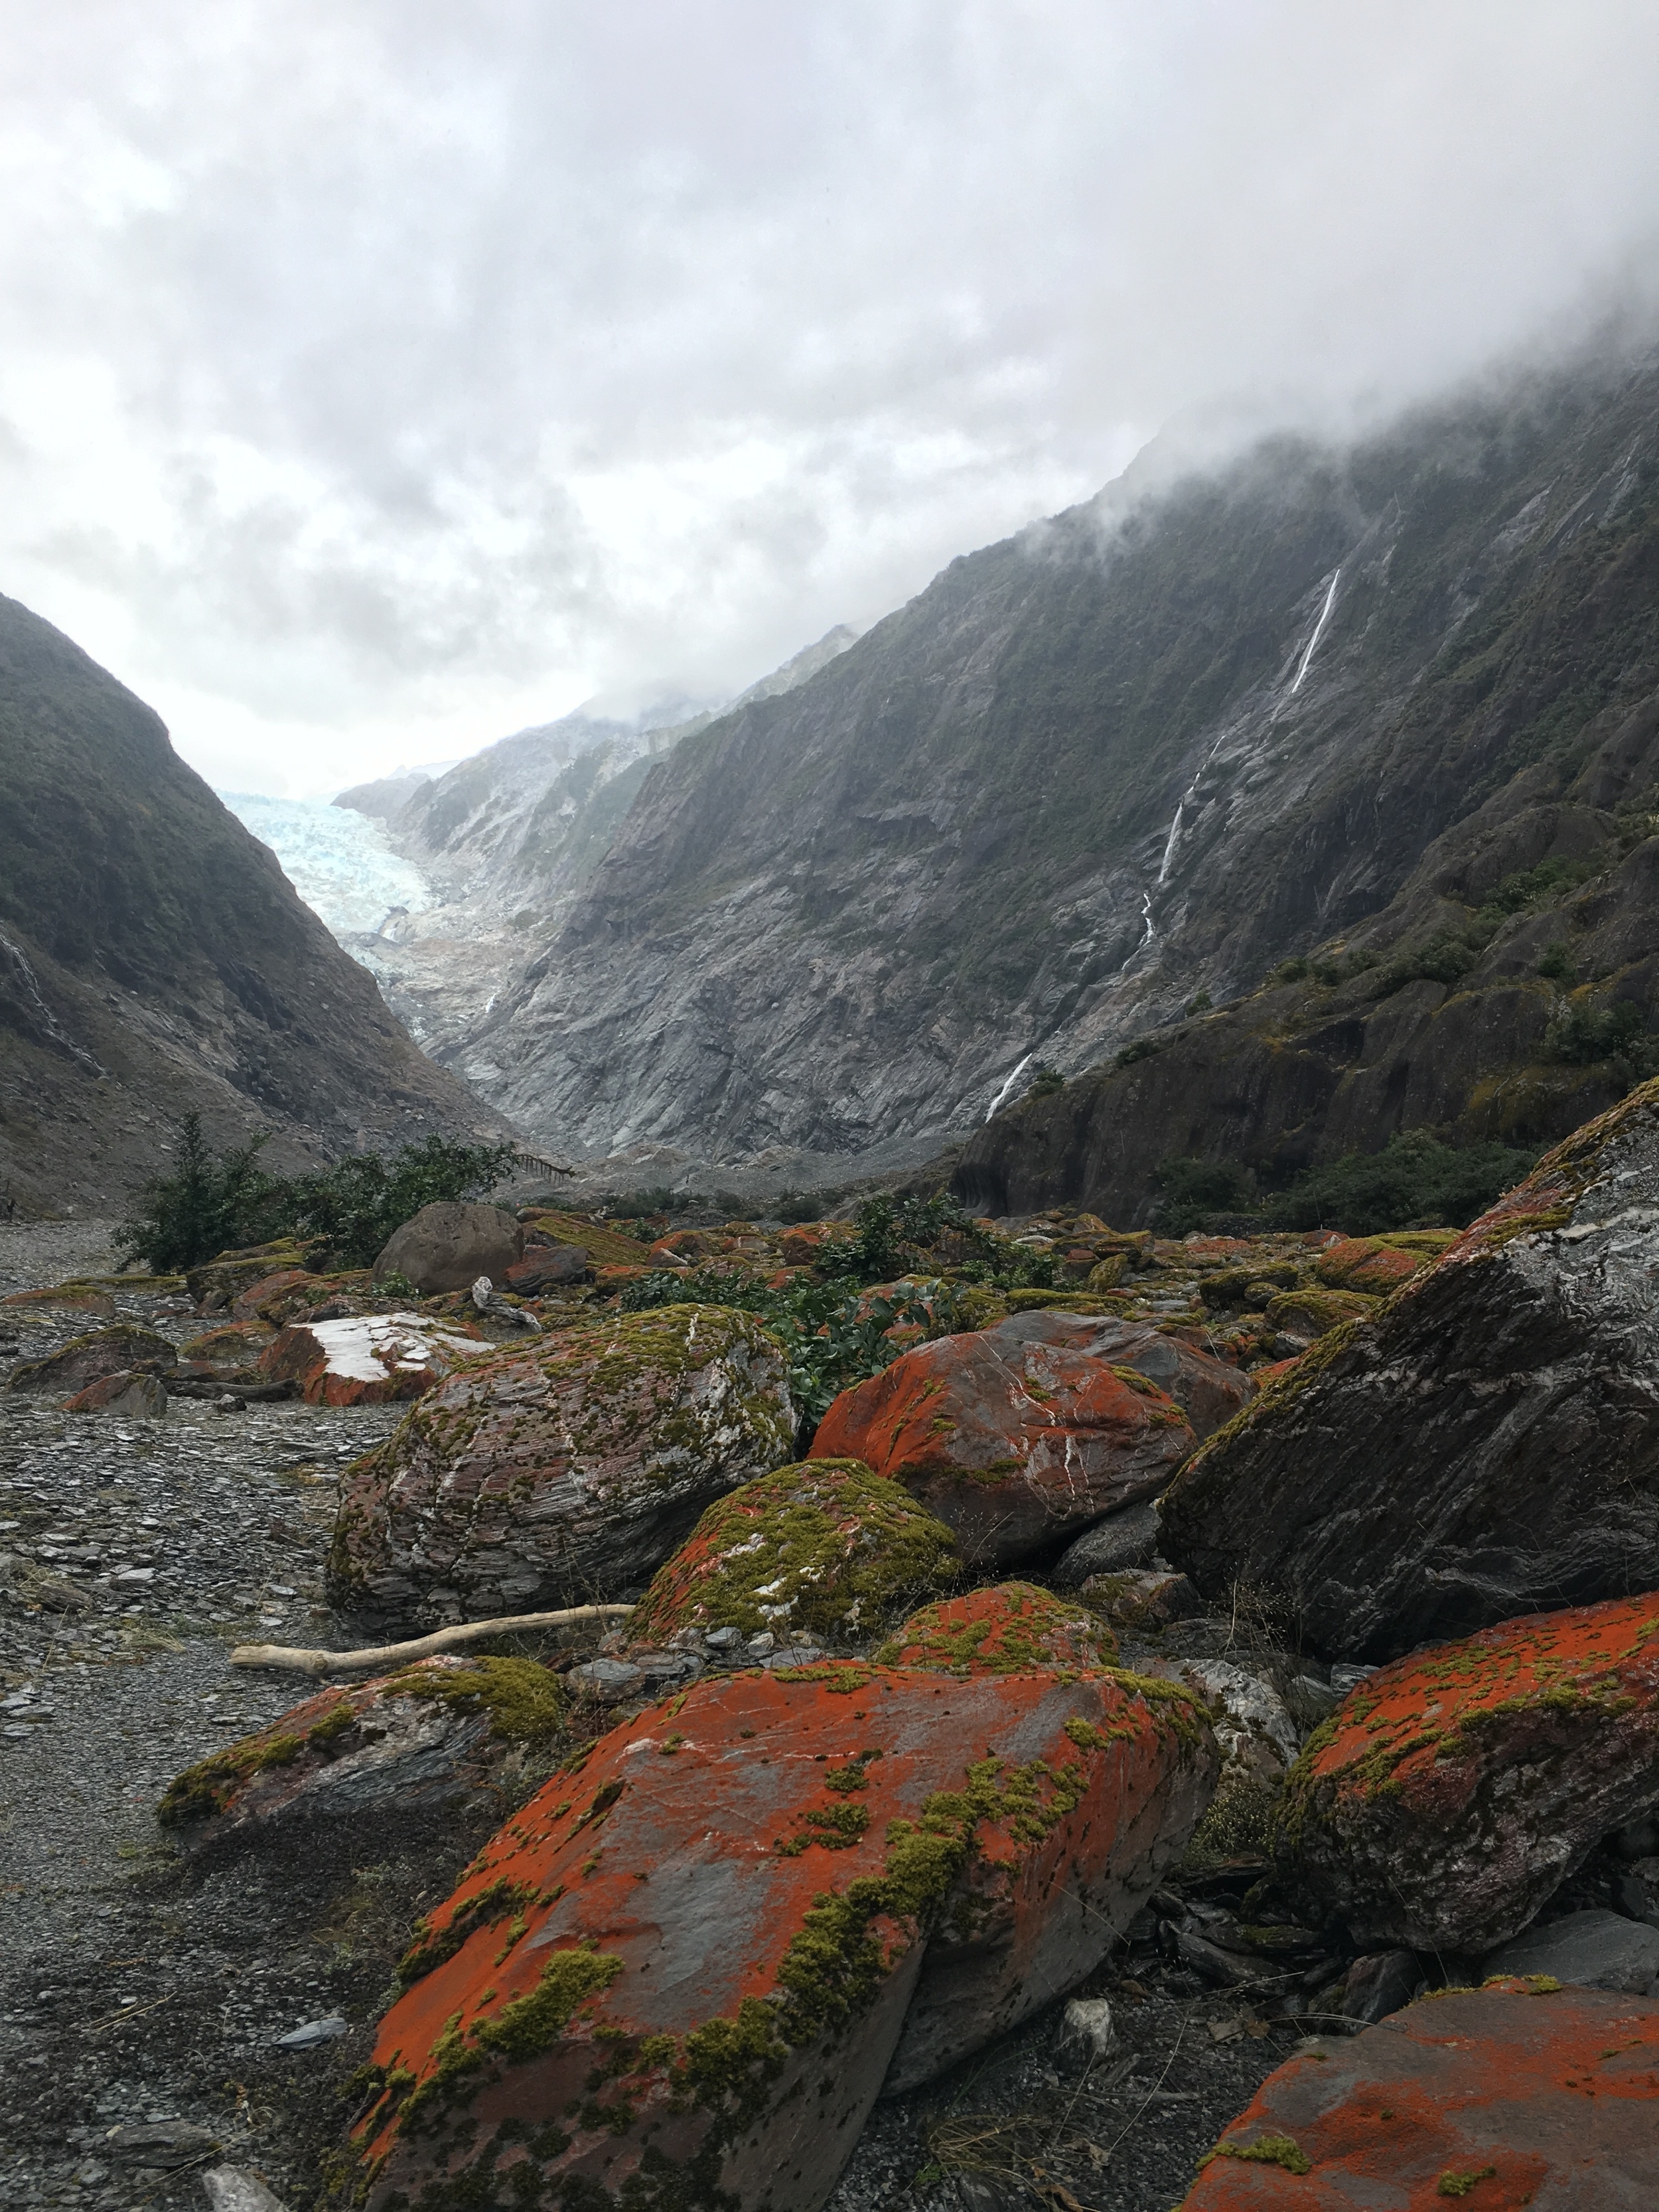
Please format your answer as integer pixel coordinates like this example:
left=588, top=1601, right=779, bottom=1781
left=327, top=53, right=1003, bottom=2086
left=387, top=1657, right=567, bottom=1745
left=396, top=1878, right=541, bottom=1990
left=1437, top=2166, right=1498, bottom=2197
left=1200, top=2133, right=1313, bottom=2175
left=629, top=1457, right=960, bottom=1644
left=875, top=1583, right=1114, bottom=1674
left=156, top=1724, right=309, bottom=1827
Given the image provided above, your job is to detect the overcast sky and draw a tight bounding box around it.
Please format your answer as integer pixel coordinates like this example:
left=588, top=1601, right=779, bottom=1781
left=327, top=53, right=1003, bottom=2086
left=3, top=2, right=1657, bottom=798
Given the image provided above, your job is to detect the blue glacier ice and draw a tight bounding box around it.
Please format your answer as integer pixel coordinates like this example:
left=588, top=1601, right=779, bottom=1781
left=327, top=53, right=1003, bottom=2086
left=218, top=792, right=433, bottom=940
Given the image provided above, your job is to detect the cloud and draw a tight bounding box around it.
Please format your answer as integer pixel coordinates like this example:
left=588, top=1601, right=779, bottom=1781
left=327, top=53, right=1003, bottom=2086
left=1, top=0, right=1656, bottom=793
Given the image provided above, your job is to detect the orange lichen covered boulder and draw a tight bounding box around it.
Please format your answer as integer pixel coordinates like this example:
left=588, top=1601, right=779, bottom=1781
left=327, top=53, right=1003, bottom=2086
left=1311, top=1235, right=1448, bottom=1294
left=1277, top=1594, right=1659, bottom=1951
left=259, top=1311, right=484, bottom=1406
left=875, top=1582, right=1116, bottom=1674
left=353, top=1659, right=1214, bottom=2210
left=810, top=1316, right=1197, bottom=1569
left=62, top=1368, right=168, bottom=1416
left=626, top=1457, right=960, bottom=1646
left=229, top=1266, right=315, bottom=1320
left=179, top=1319, right=275, bottom=1366
left=1176, top=1981, right=1659, bottom=2208
left=1161, top=1080, right=1659, bottom=1659
left=326, top=1303, right=796, bottom=1631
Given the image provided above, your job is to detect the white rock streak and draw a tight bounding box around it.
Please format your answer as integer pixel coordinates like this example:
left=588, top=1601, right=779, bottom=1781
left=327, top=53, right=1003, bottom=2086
left=985, top=1053, right=1035, bottom=1121
left=304, top=1313, right=480, bottom=1384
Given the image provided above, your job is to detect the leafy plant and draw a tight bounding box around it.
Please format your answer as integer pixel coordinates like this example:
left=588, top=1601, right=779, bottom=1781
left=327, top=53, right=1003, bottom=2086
left=1536, top=941, right=1575, bottom=982
left=1114, top=1035, right=1165, bottom=1068
left=1542, top=994, right=1655, bottom=1073
left=1184, top=988, right=1213, bottom=1016
left=1027, top=1065, right=1066, bottom=1098
left=116, top=1118, right=518, bottom=1272
left=1153, top=1156, right=1256, bottom=1234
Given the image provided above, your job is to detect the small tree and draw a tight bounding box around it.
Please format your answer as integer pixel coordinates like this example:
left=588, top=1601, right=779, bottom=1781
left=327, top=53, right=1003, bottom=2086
left=115, top=1114, right=283, bottom=1274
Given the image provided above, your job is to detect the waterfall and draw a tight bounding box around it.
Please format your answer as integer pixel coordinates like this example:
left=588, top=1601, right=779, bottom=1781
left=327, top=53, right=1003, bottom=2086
left=1290, top=569, right=1341, bottom=694
left=985, top=1052, right=1035, bottom=1121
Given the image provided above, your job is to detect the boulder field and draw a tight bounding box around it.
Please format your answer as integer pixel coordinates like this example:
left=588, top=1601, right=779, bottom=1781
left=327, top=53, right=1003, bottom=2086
left=346, top=1589, right=1216, bottom=2212
left=326, top=1303, right=797, bottom=1629
left=1160, top=1080, right=1659, bottom=1659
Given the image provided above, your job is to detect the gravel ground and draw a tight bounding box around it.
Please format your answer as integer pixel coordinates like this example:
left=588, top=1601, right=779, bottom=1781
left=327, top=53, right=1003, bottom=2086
left=1, top=1223, right=1291, bottom=2212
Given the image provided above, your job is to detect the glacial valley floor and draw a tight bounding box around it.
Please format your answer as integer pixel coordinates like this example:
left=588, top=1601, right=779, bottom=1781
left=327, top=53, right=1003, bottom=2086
left=0, top=1222, right=1289, bottom=2212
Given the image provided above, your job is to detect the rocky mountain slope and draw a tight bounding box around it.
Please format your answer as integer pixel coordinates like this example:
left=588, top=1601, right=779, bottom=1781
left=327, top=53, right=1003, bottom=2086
left=447, top=347, right=1659, bottom=1193
left=331, top=628, right=857, bottom=1073
left=0, top=595, right=502, bottom=1217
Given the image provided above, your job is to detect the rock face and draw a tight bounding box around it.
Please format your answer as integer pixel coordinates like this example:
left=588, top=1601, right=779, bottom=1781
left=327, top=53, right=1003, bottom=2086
left=8, top=1324, right=177, bottom=1394
left=157, top=1657, right=565, bottom=1854
left=626, top=1457, right=960, bottom=1646
left=1484, top=1909, right=1659, bottom=1995
left=810, top=1317, right=1200, bottom=1570
left=258, top=1311, right=484, bottom=1406
left=1159, top=1082, right=1659, bottom=1659
left=372, top=1201, right=524, bottom=1293
left=1177, top=1982, right=1659, bottom=2209
left=327, top=1303, right=796, bottom=1629
left=351, top=1653, right=1213, bottom=2211
left=406, top=358, right=1659, bottom=1190
left=1275, top=1594, right=1659, bottom=1952
left=0, top=591, right=498, bottom=1218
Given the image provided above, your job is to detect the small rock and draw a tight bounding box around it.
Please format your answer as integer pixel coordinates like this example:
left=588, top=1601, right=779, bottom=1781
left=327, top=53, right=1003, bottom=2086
left=1077, top=1566, right=1203, bottom=1632
left=1056, top=1996, right=1117, bottom=2068
left=276, top=2014, right=348, bottom=2048
left=1329, top=1663, right=1376, bottom=1696
left=62, top=1368, right=169, bottom=1417
left=104, top=2122, right=219, bottom=2168
left=703, top=1625, right=743, bottom=1653
left=1482, top=1909, right=1659, bottom=1995
left=1051, top=1499, right=1162, bottom=1586
left=1340, top=1949, right=1423, bottom=2023
left=565, top=1657, right=645, bottom=1702
left=745, top=1631, right=776, bottom=1656
left=200, top=2169, right=293, bottom=2212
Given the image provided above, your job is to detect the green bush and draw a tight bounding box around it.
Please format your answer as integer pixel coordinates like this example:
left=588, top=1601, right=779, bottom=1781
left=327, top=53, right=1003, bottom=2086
left=1264, top=1130, right=1537, bottom=1234
left=1536, top=941, right=1575, bottom=982
left=1114, top=1035, right=1165, bottom=1068
left=1027, top=1064, right=1066, bottom=1098
left=1543, top=994, right=1656, bottom=1074
left=1153, top=1157, right=1256, bottom=1234
left=115, top=1116, right=518, bottom=1273
left=1184, top=988, right=1213, bottom=1016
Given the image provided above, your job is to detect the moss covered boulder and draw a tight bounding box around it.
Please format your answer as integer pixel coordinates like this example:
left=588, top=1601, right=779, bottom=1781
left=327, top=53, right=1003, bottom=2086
left=7, top=1324, right=177, bottom=1394
left=875, top=1582, right=1116, bottom=1675
left=1176, top=1982, right=1659, bottom=2208
left=810, top=1316, right=1199, bottom=1570
left=328, top=1303, right=796, bottom=1631
left=351, top=1655, right=1213, bottom=2209
left=627, top=1457, right=959, bottom=1646
left=259, top=1311, right=484, bottom=1407
left=1311, top=1232, right=1452, bottom=1294
left=1275, top=1593, right=1659, bottom=1952
left=1262, top=1285, right=1374, bottom=1339
left=1160, top=1081, right=1659, bottom=1659
left=159, top=1656, right=565, bottom=1855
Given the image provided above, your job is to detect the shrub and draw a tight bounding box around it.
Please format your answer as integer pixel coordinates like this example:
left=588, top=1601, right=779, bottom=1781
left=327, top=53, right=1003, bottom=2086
left=1114, top=1035, right=1165, bottom=1068
left=1264, top=1130, right=1537, bottom=1234
left=116, top=1118, right=518, bottom=1273
left=1153, top=1157, right=1256, bottom=1234
left=1536, top=941, right=1575, bottom=982
left=1542, top=994, right=1655, bottom=1072
left=1027, top=1065, right=1066, bottom=1098
left=1185, top=988, right=1213, bottom=1016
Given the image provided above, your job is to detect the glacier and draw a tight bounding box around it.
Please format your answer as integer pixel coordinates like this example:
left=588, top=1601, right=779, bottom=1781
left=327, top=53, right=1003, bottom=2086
left=218, top=792, right=433, bottom=940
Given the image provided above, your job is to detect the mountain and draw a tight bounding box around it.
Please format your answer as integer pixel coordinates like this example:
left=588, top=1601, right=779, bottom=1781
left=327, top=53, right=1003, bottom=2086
left=332, top=627, right=859, bottom=1076
left=0, top=595, right=504, bottom=1217
left=435, top=348, right=1659, bottom=1191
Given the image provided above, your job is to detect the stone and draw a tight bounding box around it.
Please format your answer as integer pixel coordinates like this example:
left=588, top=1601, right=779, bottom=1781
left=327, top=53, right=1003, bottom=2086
left=1310, top=1233, right=1447, bottom=1294
left=350, top=1654, right=1214, bottom=2209
left=1056, top=1996, right=1117, bottom=2068
left=230, top=1268, right=317, bottom=1321
left=1078, top=1567, right=1203, bottom=1633
left=373, top=1201, right=524, bottom=1295
left=184, top=1243, right=316, bottom=1307
left=326, top=1303, right=796, bottom=1629
left=1161, top=1084, right=1659, bottom=1659
left=62, top=1368, right=169, bottom=1417
left=1482, top=1909, right=1659, bottom=1995
left=257, top=1311, right=484, bottom=1407
left=626, top=1457, right=961, bottom=1647
left=1275, top=1594, right=1659, bottom=1952
left=504, top=1243, right=588, bottom=1293
left=200, top=2168, right=293, bottom=2212
left=157, top=1656, right=565, bottom=1853
left=179, top=1320, right=276, bottom=1367
left=277, top=2014, right=348, bottom=2047
left=873, top=1582, right=1118, bottom=1675
left=1174, top=1982, right=1659, bottom=2208
left=1262, top=1286, right=1374, bottom=1339
left=105, top=2122, right=220, bottom=2168
left=1339, top=1949, right=1422, bottom=2024
left=1051, top=1500, right=1161, bottom=1586
left=7, top=1324, right=177, bottom=1394
left=994, top=1310, right=1252, bottom=1438
left=809, top=1318, right=1198, bottom=1570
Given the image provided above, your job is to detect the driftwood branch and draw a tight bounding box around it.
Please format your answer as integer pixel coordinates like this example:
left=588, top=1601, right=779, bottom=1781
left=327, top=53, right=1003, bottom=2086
left=230, top=1604, right=634, bottom=1678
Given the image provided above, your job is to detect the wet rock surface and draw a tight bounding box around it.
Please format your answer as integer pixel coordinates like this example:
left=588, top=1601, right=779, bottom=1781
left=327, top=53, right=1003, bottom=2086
left=1161, top=1086, right=1659, bottom=1659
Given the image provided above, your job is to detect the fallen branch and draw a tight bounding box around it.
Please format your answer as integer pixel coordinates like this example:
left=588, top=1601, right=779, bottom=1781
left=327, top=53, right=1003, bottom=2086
left=230, top=1604, right=634, bottom=1678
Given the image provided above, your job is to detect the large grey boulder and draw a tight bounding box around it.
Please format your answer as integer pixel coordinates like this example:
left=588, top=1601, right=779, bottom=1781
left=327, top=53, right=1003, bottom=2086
left=1160, top=1081, right=1659, bottom=1660
left=1483, top=1910, right=1659, bottom=1996
left=372, top=1201, right=523, bottom=1293
left=8, top=1325, right=177, bottom=1394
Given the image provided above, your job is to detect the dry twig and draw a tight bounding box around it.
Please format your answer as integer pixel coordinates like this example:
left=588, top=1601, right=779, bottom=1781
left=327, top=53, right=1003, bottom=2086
left=230, top=1604, right=634, bottom=1677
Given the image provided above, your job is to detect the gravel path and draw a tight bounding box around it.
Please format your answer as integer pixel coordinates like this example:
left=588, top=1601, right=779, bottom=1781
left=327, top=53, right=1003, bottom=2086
left=0, top=1225, right=1292, bottom=2212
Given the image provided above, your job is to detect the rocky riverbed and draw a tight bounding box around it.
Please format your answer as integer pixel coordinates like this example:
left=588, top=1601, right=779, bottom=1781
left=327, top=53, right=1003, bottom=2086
left=1, top=1222, right=1302, bottom=2212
